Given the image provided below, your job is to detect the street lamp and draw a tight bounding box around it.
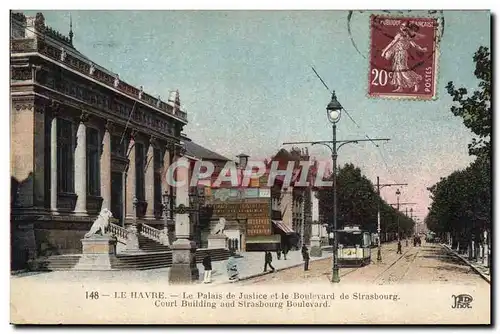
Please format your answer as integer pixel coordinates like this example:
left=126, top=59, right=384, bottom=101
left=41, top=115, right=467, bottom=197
left=326, top=91, right=342, bottom=284
left=128, top=196, right=139, bottom=234
left=282, top=91, right=390, bottom=284
left=162, top=189, right=201, bottom=235
left=410, top=208, right=414, bottom=235
left=162, top=191, right=175, bottom=224
left=396, top=189, right=401, bottom=240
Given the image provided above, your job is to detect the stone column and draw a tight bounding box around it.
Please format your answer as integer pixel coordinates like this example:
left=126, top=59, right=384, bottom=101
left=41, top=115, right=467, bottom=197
left=74, top=112, right=88, bottom=216
left=161, top=144, right=173, bottom=240
left=144, top=138, right=155, bottom=219
left=50, top=109, right=58, bottom=212
left=100, top=121, right=112, bottom=211
left=125, top=134, right=136, bottom=221
left=169, top=156, right=199, bottom=284
left=161, top=146, right=171, bottom=202
left=310, top=189, right=322, bottom=257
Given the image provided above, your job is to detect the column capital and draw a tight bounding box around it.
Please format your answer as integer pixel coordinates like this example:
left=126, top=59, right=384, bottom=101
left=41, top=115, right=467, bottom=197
left=165, top=141, right=185, bottom=157
left=48, top=100, right=61, bottom=118
left=104, top=119, right=115, bottom=133
left=149, top=135, right=159, bottom=148
left=129, top=129, right=138, bottom=141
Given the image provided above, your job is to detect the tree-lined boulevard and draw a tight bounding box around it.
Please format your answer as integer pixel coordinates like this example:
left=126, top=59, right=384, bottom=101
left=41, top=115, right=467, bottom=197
left=239, top=242, right=489, bottom=287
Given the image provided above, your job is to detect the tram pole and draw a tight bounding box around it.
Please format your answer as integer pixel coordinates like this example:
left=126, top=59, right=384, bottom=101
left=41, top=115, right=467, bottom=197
left=283, top=92, right=389, bottom=283
left=376, top=178, right=407, bottom=263
left=331, top=122, right=340, bottom=283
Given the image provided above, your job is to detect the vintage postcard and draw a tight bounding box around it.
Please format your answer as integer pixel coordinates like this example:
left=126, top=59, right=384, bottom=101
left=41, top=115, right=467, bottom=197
left=9, top=8, right=491, bottom=325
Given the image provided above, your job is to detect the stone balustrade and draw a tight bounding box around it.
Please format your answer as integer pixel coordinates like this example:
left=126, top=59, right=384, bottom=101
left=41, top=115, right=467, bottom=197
left=107, top=222, right=129, bottom=242
left=141, top=223, right=161, bottom=242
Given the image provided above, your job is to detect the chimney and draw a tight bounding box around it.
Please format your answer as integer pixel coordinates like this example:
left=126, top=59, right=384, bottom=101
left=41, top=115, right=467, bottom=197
left=236, top=153, right=249, bottom=169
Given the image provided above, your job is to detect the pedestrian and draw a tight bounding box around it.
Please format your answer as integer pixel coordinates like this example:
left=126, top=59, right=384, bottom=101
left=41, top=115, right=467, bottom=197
left=282, top=244, right=289, bottom=260
left=226, top=253, right=239, bottom=281
left=202, top=254, right=212, bottom=284
left=276, top=249, right=282, bottom=260
left=301, top=245, right=310, bottom=271
left=263, top=251, right=275, bottom=272
left=397, top=240, right=402, bottom=254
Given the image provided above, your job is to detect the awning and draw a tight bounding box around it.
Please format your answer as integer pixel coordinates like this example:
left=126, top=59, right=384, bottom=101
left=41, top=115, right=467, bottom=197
left=272, top=220, right=296, bottom=235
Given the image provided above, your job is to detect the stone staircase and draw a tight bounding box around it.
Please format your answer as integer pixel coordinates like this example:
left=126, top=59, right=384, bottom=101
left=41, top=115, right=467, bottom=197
left=27, top=222, right=229, bottom=271
left=30, top=248, right=229, bottom=271
left=28, top=254, right=81, bottom=271
left=108, top=222, right=171, bottom=253
left=111, top=248, right=230, bottom=270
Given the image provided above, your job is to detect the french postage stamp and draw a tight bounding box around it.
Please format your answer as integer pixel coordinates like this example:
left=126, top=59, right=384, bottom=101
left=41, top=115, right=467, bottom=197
left=369, top=15, right=439, bottom=100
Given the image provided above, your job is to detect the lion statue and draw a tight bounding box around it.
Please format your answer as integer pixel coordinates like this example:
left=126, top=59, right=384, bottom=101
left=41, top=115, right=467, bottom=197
left=84, top=208, right=113, bottom=238
left=212, top=217, right=226, bottom=235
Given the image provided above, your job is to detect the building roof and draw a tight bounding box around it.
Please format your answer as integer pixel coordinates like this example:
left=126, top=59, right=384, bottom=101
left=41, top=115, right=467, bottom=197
left=10, top=11, right=187, bottom=123
left=183, top=138, right=230, bottom=162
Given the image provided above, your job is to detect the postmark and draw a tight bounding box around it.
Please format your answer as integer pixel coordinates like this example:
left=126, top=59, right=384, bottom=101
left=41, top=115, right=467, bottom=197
left=368, top=15, right=439, bottom=100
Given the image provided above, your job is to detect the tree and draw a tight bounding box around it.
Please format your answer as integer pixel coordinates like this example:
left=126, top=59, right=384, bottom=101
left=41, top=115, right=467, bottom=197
left=317, top=163, right=405, bottom=234
left=427, top=46, right=491, bottom=258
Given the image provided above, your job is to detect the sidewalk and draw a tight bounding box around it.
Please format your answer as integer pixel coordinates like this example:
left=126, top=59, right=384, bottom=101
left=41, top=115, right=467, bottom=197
left=441, top=243, right=490, bottom=283
left=206, top=249, right=331, bottom=285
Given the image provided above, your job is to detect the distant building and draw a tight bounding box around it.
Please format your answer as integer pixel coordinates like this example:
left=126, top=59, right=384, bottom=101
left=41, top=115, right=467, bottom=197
left=267, top=147, right=315, bottom=248
left=180, top=135, right=231, bottom=248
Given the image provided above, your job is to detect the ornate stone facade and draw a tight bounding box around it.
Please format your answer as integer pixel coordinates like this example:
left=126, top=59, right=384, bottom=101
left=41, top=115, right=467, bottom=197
left=10, top=11, right=187, bottom=270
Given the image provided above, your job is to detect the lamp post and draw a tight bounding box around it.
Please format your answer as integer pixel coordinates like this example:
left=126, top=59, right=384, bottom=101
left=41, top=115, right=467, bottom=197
left=282, top=91, right=390, bottom=283
left=325, top=92, right=342, bottom=283
left=125, top=196, right=140, bottom=251
left=161, top=191, right=175, bottom=245
left=396, top=189, right=401, bottom=240
left=410, top=208, right=414, bottom=235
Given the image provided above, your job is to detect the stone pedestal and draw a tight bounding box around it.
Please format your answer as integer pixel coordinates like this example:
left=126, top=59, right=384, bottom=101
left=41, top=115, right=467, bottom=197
left=159, top=228, right=171, bottom=246
left=168, top=239, right=199, bottom=284
left=310, top=236, right=322, bottom=257
left=126, top=224, right=140, bottom=251
left=207, top=234, right=228, bottom=249
left=74, top=235, right=117, bottom=271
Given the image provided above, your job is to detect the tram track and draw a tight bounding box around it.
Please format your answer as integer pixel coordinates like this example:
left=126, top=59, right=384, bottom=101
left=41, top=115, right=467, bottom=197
left=372, top=247, right=419, bottom=284
left=399, top=248, right=421, bottom=281
left=338, top=244, right=411, bottom=280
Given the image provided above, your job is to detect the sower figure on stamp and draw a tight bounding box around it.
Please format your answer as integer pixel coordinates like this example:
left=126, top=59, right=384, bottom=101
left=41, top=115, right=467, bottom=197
left=202, top=254, right=212, bottom=284
left=381, top=21, right=428, bottom=93
left=302, top=245, right=310, bottom=271
left=263, top=251, right=275, bottom=272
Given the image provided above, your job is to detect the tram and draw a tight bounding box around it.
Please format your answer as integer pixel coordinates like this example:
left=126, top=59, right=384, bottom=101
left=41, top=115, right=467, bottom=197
left=336, top=225, right=372, bottom=267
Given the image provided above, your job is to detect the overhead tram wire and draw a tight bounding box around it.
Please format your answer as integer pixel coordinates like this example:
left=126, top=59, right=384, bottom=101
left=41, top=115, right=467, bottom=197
left=311, top=65, right=399, bottom=183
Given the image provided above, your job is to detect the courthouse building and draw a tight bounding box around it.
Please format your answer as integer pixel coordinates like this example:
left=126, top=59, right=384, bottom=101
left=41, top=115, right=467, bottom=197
left=10, top=12, right=190, bottom=269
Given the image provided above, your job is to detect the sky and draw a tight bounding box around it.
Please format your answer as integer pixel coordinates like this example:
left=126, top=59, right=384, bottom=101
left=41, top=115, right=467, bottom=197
left=21, top=9, right=491, bottom=220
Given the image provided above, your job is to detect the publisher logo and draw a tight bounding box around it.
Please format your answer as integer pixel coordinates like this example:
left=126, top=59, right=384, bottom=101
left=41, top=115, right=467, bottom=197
left=451, top=294, right=473, bottom=309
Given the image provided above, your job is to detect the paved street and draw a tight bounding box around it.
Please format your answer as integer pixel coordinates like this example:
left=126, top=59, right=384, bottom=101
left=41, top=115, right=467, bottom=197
left=10, top=249, right=329, bottom=285
left=237, top=242, right=490, bottom=287
left=11, top=243, right=489, bottom=288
